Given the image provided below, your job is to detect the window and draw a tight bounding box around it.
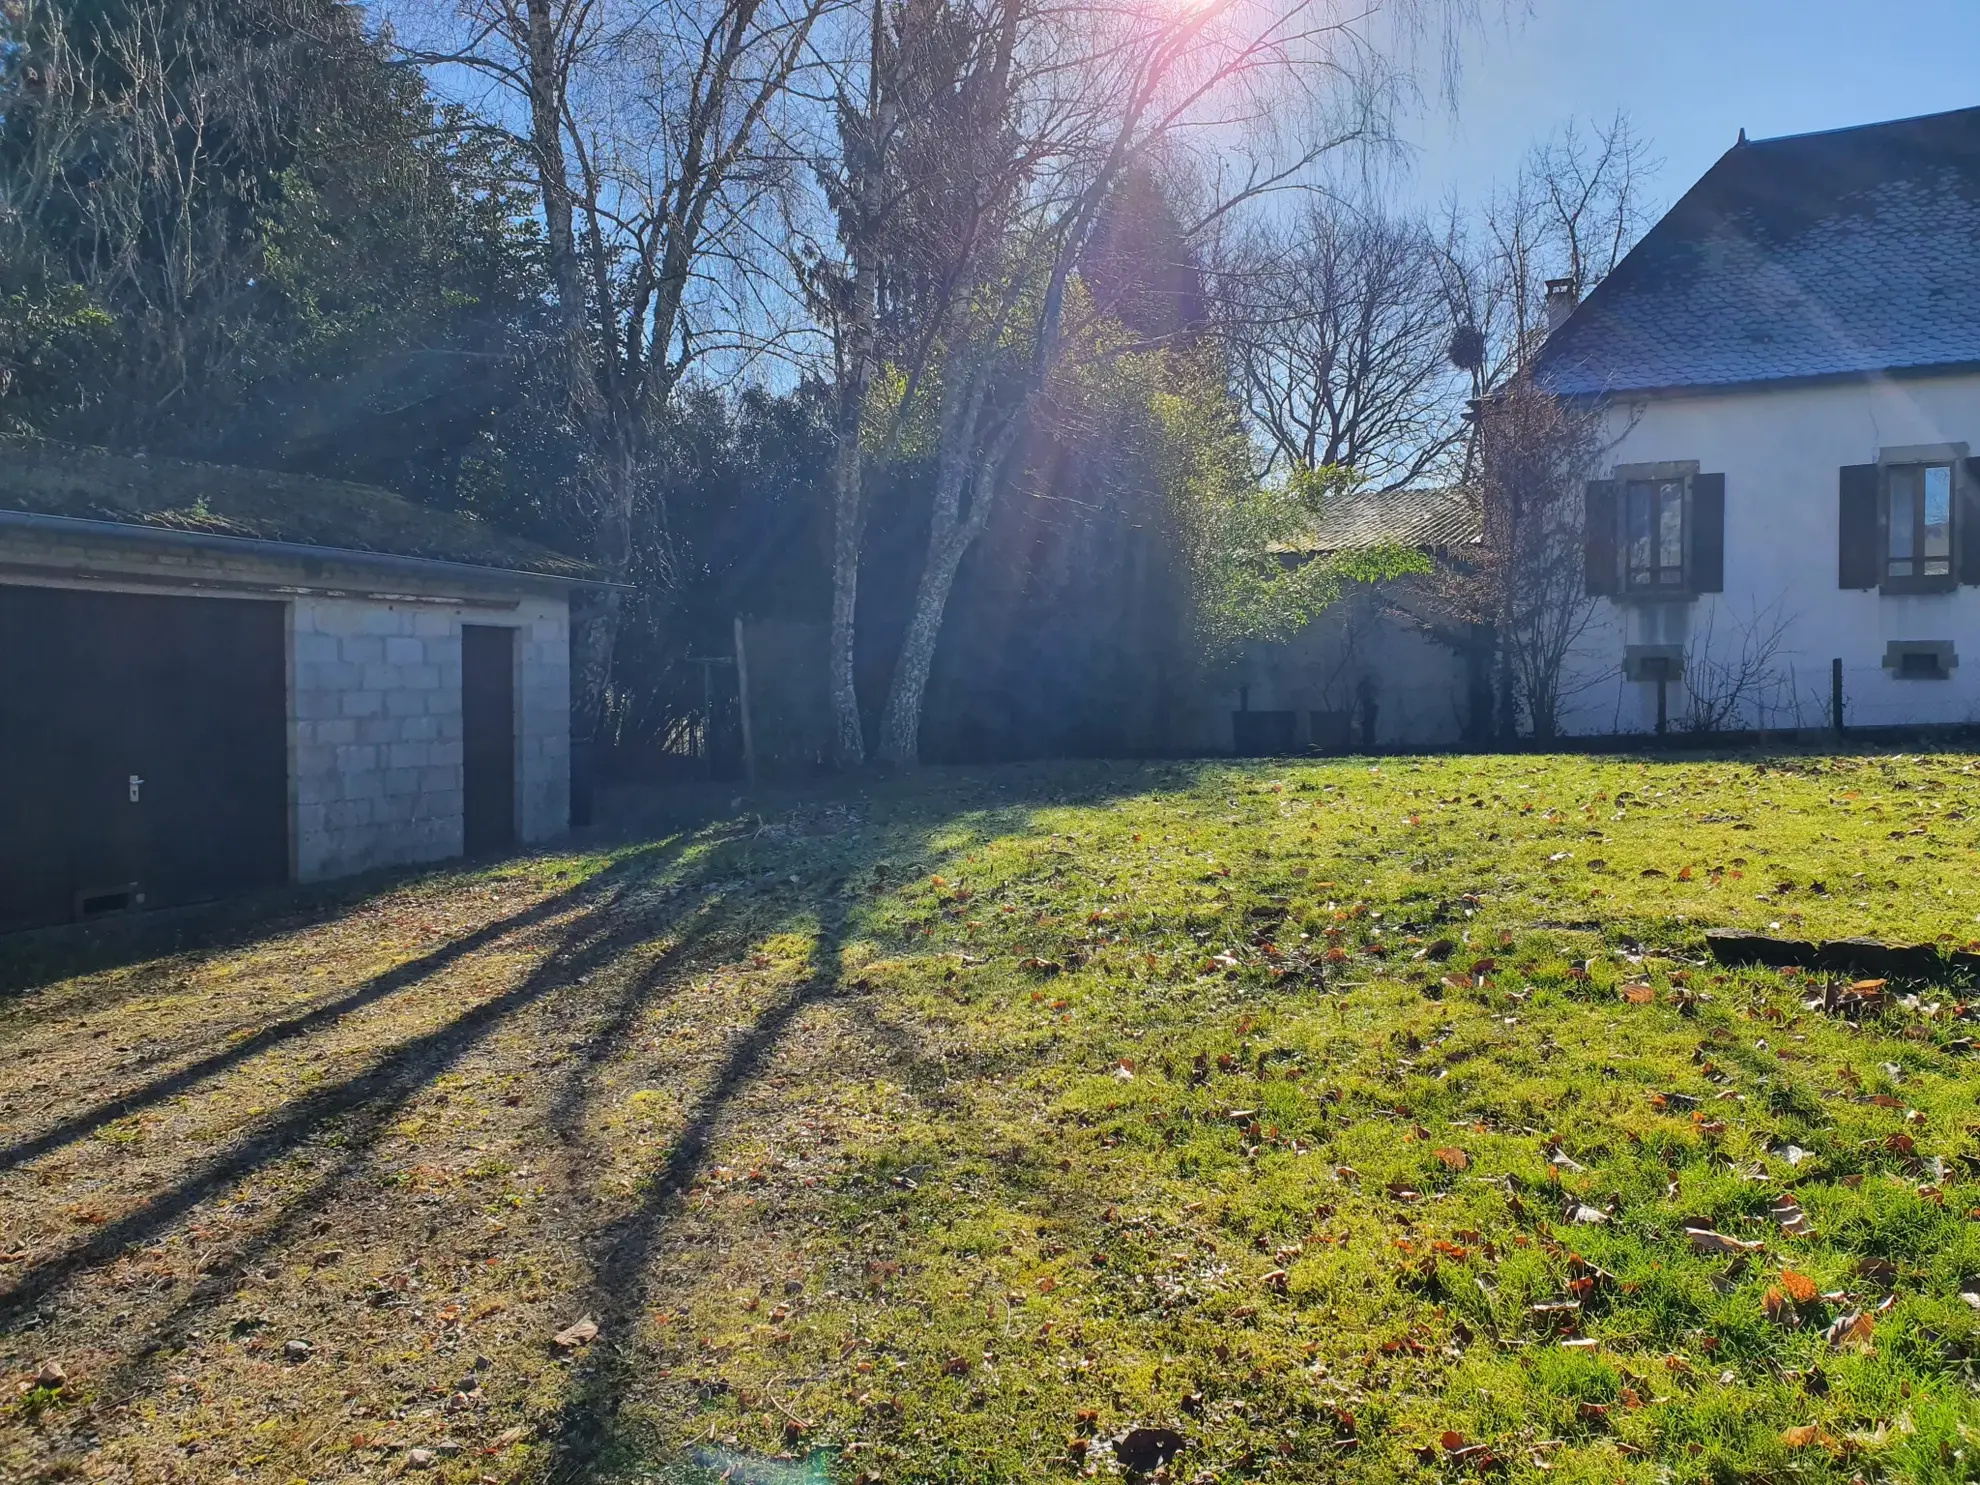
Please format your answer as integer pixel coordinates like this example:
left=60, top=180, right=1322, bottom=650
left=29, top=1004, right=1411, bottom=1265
left=1625, top=478, right=1686, bottom=589
left=1884, top=640, right=1956, bottom=680
left=1887, top=463, right=1953, bottom=584
left=1899, top=650, right=1945, bottom=679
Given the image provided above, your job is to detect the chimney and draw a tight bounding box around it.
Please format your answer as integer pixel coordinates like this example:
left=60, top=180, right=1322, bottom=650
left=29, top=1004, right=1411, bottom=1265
left=1544, top=277, right=1578, bottom=334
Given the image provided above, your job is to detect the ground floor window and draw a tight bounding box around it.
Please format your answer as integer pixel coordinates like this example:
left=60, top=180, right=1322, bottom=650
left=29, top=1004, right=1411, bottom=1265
left=1886, top=463, right=1953, bottom=582
left=1625, top=477, right=1686, bottom=589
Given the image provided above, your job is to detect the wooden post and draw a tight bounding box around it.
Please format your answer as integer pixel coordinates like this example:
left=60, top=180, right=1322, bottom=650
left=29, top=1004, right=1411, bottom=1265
left=1831, top=657, right=1845, bottom=736
left=734, top=615, right=757, bottom=787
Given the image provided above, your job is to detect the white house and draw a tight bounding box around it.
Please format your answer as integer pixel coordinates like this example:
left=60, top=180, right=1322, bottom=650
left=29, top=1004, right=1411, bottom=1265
left=0, top=446, right=604, bottom=931
left=1535, top=105, right=1980, bottom=736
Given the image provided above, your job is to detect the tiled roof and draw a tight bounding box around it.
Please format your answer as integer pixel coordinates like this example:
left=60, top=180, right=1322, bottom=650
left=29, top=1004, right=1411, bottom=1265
left=0, top=444, right=597, bottom=580
left=1534, top=107, right=1980, bottom=397
left=1277, top=485, right=1480, bottom=554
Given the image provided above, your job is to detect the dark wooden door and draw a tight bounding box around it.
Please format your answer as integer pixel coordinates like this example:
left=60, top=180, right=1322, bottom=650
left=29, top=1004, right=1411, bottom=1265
left=461, top=624, right=516, bottom=856
left=0, top=586, right=288, bottom=930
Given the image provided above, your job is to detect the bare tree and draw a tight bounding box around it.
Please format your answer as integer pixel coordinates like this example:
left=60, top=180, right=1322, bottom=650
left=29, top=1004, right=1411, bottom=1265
left=815, top=0, right=1479, bottom=768
left=401, top=0, right=834, bottom=744
left=1439, top=111, right=1657, bottom=412
left=1213, top=201, right=1468, bottom=488
left=799, top=0, right=1031, bottom=769
left=1418, top=373, right=1614, bottom=740
left=1680, top=600, right=1798, bottom=735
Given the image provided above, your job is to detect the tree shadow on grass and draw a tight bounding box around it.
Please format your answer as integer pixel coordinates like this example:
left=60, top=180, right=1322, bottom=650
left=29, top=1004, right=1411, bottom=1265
left=0, top=848, right=708, bottom=1339
left=526, top=762, right=1197, bottom=1454
left=5, top=762, right=1184, bottom=1469
left=72, top=881, right=749, bottom=1415
left=541, top=905, right=853, bottom=1484
left=0, top=843, right=679, bottom=1176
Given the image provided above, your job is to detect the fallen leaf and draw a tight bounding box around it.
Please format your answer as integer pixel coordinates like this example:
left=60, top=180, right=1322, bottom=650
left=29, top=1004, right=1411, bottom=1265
left=1769, top=1196, right=1814, bottom=1238
left=1779, top=1269, right=1819, bottom=1304
left=1434, top=1147, right=1470, bottom=1171
left=1781, top=1424, right=1835, bottom=1450
left=552, top=1317, right=599, bottom=1350
left=1825, top=1311, right=1874, bottom=1352
left=1621, top=984, right=1656, bottom=1004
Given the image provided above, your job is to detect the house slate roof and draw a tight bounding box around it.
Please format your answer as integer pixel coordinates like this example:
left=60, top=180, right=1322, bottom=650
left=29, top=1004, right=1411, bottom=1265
left=1534, top=106, right=1980, bottom=397
left=1276, top=484, right=1480, bottom=555
left=0, top=444, right=596, bottom=581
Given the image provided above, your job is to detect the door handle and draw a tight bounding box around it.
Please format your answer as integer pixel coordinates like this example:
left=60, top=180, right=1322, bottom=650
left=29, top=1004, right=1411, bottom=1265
left=129, top=775, right=143, bottom=803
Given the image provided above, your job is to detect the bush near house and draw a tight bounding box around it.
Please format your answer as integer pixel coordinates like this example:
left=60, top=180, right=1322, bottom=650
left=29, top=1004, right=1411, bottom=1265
left=6, top=751, right=1980, bottom=1483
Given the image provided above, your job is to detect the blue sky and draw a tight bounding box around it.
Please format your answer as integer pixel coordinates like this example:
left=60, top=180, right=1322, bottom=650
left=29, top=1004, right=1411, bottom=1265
left=1402, top=0, right=1980, bottom=212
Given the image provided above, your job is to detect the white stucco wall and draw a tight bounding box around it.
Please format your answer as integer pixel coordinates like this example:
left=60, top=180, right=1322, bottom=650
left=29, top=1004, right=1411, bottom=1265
left=291, top=594, right=570, bottom=881
left=1558, top=370, right=1980, bottom=736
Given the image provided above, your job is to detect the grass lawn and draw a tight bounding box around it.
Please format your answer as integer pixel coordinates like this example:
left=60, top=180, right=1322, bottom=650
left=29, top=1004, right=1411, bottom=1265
left=9, top=750, right=1980, bottom=1484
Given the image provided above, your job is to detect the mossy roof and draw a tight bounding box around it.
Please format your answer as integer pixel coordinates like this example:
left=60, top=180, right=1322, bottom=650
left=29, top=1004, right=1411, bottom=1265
left=0, top=444, right=595, bottom=581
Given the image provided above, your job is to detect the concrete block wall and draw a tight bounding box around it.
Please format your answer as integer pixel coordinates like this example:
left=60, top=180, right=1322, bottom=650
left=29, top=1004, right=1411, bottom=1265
left=291, top=594, right=570, bottom=881
left=515, top=605, right=573, bottom=842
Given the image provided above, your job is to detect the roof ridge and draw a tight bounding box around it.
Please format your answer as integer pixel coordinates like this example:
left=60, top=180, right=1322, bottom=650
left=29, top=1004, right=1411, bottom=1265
left=1742, top=103, right=1980, bottom=150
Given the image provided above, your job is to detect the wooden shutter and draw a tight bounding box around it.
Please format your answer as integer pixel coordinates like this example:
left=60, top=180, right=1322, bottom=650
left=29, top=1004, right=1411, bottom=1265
left=1838, top=464, right=1880, bottom=589
left=1584, top=480, right=1619, bottom=596
left=1962, top=458, right=1980, bottom=585
left=1690, top=473, right=1725, bottom=592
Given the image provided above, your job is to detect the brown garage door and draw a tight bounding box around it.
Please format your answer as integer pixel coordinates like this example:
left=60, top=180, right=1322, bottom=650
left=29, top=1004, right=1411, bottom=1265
left=0, top=585, right=289, bottom=931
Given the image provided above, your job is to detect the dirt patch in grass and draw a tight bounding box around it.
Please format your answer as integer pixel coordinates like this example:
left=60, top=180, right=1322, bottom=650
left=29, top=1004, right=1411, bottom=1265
left=6, top=752, right=1980, bottom=1483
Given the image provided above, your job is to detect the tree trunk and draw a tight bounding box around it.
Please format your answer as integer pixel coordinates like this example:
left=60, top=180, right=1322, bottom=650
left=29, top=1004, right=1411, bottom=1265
left=875, top=530, right=967, bottom=768
left=875, top=407, right=1015, bottom=767
left=827, top=459, right=866, bottom=769
left=571, top=439, right=638, bottom=744
left=522, top=0, right=583, bottom=343
left=826, top=188, right=883, bottom=771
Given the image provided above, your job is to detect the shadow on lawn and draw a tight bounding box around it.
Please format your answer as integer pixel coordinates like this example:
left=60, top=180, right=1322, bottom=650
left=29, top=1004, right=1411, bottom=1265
left=2, top=762, right=1177, bottom=1464
left=0, top=844, right=698, bottom=1337
left=541, top=906, right=853, bottom=1484
left=78, top=880, right=750, bottom=1414
left=0, top=845, right=674, bottom=1175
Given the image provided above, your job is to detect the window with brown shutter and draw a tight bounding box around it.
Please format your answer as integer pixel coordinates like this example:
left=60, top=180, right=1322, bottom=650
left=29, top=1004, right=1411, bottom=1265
left=1589, top=469, right=1721, bottom=597
left=1624, top=477, right=1687, bottom=589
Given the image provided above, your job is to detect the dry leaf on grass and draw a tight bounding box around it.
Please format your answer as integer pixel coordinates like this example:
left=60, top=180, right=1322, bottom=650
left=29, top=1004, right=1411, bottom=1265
left=1433, top=1147, right=1469, bottom=1171
left=552, top=1317, right=598, bottom=1350
left=1825, top=1311, right=1875, bottom=1352
left=1769, top=1195, right=1814, bottom=1237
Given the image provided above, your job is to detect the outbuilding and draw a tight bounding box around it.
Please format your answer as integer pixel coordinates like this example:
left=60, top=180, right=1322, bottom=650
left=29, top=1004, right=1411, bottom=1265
left=0, top=446, right=603, bottom=931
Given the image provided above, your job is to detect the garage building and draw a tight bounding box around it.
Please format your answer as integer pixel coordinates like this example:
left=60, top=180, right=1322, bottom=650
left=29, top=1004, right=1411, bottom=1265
left=0, top=446, right=602, bottom=932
